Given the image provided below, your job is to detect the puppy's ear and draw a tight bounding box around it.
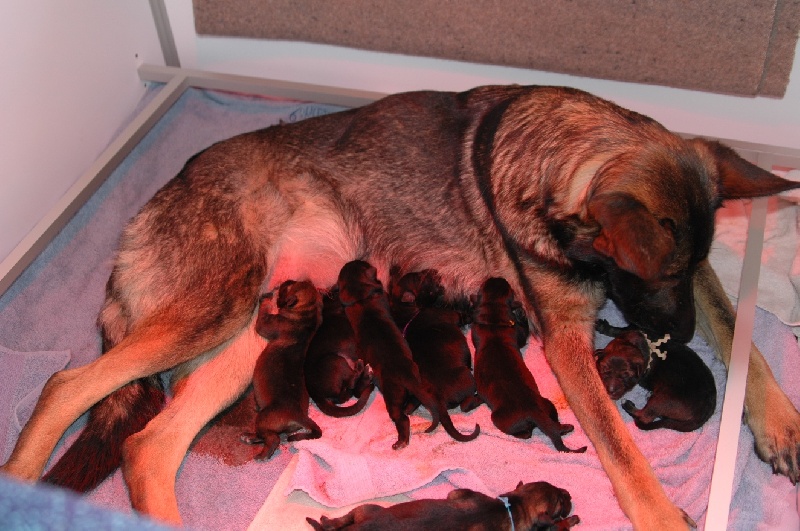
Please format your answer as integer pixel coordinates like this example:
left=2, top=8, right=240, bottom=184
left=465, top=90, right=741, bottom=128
left=388, top=265, right=402, bottom=289
left=624, top=331, right=651, bottom=360
left=589, top=192, right=675, bottom=281
left=284, top=295, right=298, bottom=309
left=366, top=264, right=380, bottom=282
left=516, top=480, right=524, bottom=489
left=693, top=139, right=800, bottom=200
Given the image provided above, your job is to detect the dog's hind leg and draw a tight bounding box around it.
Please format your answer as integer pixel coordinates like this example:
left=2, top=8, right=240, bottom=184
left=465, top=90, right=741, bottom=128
left=121, top=320, right=267, bottom=523
left=695, top=259, right=800, bottom=482
left=287, top=418, right=323, bottom=442
left=1, top=317, right=201, bottom=483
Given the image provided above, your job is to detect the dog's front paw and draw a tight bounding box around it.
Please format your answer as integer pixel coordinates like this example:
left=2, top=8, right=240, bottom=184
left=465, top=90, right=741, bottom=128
left=749, top=386, right=800, bottom=483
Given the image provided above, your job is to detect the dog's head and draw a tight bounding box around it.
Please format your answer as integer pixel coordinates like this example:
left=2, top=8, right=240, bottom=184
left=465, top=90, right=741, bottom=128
left=594, top=330, right=649, bottom=400
left=337, top=260, right=384, bottom=306
left=472, top=277, right=522, bottom=324
left=276, top=280, right=321, bottom=314
left=581, top=139, right=799, bottom=342
left=255, top=280, right=322, bottom=336
left=388, top=268, right=444, bottom=308
left=503, top=480, right=575, bottom=529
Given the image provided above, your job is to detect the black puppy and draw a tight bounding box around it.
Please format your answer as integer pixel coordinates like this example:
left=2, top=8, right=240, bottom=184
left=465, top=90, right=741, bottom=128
left=241, top=280, right=323, bottom=459
left=472, top=278, right=586, bottom=453
left=306, top=480, right=579, bottom=531
left=337, top=260, right=479, bottom=449
left=595, top=319, right=716, bottom=432
left=305, top=289, right=374, bottom=418
left=388, top=268, right=481, bottom=413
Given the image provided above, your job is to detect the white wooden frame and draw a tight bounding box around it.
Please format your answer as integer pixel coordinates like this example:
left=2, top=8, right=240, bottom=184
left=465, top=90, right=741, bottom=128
left=1, top=64, right=798, bottom=530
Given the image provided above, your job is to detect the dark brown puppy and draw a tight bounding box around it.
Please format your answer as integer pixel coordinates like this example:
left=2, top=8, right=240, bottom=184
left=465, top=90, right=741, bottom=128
left=305, top=289, right=374, bottom=418
left=337, top=260, right=479, bottom=449
left=472, top=278, right=586, bottom=453
left=306, top=480, right=579, bottom=531
left=388, top=268, right=481, bottom=413
left=241, top=280, right=323, bottom=459
left=595, top=319, right=717, bottom=432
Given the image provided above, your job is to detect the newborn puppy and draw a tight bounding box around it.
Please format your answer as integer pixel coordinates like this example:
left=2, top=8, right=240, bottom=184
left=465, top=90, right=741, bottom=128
left=595, top=319, right=717, bottom=432
left=388, top=268, right=481, bottom=412
left=241, top=280, right=323, bottom=459
left=337, top=260, right=479, bottom=449
left=305, top=289, right=374, bottom=418
left=306, top=480, right=579, bottom=531
left=472, top=278, right=586, bottom=453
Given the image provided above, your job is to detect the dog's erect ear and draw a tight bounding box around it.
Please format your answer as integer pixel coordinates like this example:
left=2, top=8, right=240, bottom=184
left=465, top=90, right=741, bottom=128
left=589, top=192, right=675, bottom=281
left=516, top=480, right=524, bottom=489
left=694, top=139, right=800, bottom=199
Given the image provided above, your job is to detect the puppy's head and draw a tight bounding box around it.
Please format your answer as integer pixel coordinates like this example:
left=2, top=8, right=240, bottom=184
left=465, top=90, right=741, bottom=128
left=389, top=268, right=444, bottom=308
left=504, top=480, right=575, bottom=528
left=337, top=260, right=383, bottom=306
left=277, top=280, right=321, bottom=313
left=583, top=139, right=799, bottom=342
left=594, top=330, right=649, bottom=400
left=472, top=277, right=520, bottom=324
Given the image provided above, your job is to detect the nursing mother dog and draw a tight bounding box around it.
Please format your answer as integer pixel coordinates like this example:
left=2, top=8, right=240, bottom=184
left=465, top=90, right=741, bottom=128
left=3, top=85, right=799, bottom=529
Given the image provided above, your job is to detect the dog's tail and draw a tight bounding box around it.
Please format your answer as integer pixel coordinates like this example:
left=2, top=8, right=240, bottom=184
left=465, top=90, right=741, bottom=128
left=438, top=405, right=480, bottom=443
left=536, top=415, right=587, bottom=454
left=416, top=382, right=479, bottom=442
left=314, top=383, right=374, bottom=418
left=42, top=375, right=165, bottom=492
left=305, top=517, right=324, bottom=531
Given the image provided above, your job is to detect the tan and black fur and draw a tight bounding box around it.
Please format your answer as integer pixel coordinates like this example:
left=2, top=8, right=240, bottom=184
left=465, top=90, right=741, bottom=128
left=3, top=85, right=799, bottom=528
left=240, top=280, right=323, bottom=460
left=305, top=480, right=579, bottom=530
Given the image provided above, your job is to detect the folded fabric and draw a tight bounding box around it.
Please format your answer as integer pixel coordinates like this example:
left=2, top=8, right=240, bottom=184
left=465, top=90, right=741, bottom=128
left=709, top=194, right=800, bottom=335
left=0, top=346, right=70, bottom=463
left=284, top=304, right=728, bottom=529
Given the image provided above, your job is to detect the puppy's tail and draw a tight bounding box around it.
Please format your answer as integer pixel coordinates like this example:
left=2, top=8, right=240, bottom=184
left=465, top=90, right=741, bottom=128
left=305, top=517, right=324, bottom=531
left=314, top=383, right=374, bottom=418
left=438, top=405, right=480, bottom=442
left=417, top=383, right=479, bottom=443
left=42, top=376, right=164, bottom=492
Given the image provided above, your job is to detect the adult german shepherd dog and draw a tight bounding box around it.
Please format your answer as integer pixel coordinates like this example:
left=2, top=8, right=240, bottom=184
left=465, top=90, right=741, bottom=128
left=2, top=85, right=799, bottom=528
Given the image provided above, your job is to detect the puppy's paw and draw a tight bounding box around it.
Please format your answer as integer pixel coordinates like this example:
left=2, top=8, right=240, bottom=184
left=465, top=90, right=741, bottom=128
left=749, top=386, right=800, bottom=483
left=240, top=432, right=263, bottom=445
left=549, top=514, right=580, bottom=530
left=392, top=439, right=409, bottom=450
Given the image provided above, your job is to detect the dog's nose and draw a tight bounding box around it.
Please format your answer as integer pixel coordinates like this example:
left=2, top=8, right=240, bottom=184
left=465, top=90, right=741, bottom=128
left=607, top=382, right=625, bottom=400
left=667, top=305, right=696, bottom=343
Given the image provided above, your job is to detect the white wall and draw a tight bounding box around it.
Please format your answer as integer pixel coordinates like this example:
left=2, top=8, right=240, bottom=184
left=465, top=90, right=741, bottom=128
left=0, top=1, right=164, bottom=266
left=166, top=0, right=800, bottom=151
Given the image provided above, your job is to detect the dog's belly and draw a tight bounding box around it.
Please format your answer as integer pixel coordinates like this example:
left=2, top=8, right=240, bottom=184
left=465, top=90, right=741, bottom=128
left=267, top=207, right=362, bottom=290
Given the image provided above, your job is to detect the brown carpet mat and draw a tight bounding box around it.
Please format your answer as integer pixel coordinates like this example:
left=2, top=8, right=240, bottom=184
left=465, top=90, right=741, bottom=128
left=193, top=0, right=800, bottom=97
